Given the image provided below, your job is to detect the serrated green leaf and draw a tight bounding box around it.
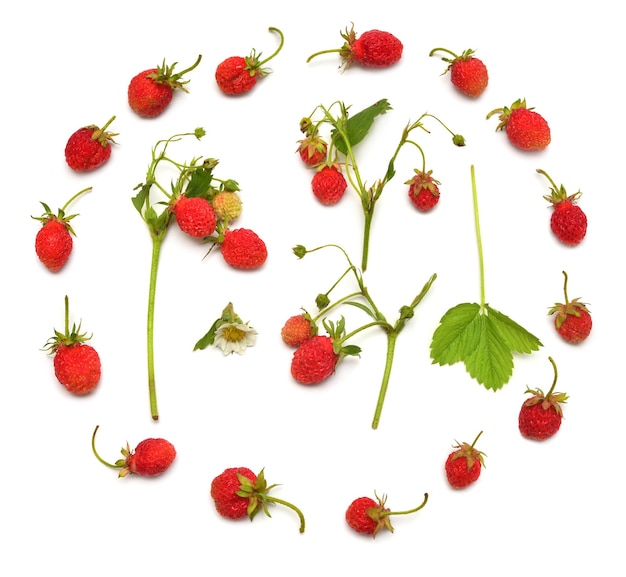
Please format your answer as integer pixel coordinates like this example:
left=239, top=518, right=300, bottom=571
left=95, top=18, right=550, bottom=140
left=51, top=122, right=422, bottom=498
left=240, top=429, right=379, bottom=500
left=485, top=305, right=543, bottom=354
left=333, top=99, right=392, bottom=155
left=430, top=303, right=482, bottom=365
left=184, top=167, right=214, bottom=198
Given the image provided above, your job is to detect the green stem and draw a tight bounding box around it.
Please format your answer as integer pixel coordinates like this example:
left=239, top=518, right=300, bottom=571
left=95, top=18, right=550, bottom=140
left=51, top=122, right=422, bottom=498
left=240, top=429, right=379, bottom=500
left=361, top=210, right=374, bottom=271
left=546, top=356, right=558, bottom=397
left=306, top=48, right=341, bottom=62
left=257, top=27, right=285, bottom=67
left=561, top=270, right=570, bottom=303
left=342, top=320, right=391, bottom=343
left=386, top=493, right=429, bottom=517
left=63, top=295, right=69, bottom=334
left=371, top=331, right=399, bottom=429
left=147, top=233, right=165, bottom=421
left=61, top=187, right=93, bottom=212
left=264, top=496, right=306, bottom=533
left=429, top=47, right=458, bottom=59
left=91, top=426, right=118, bottom=469
left=406, top=140, right=427, bottom=173
left=471, top=165, right=486, bottom=311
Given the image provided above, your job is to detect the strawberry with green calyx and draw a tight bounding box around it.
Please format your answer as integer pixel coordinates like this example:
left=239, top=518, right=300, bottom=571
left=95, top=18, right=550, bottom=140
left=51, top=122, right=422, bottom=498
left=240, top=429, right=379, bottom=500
left=65, top=116, right=118, bottom=172
left=291, top=243, right=437, bottom=428
left=486, top=98, right=551, bottom=151
left=538, top=168, right=587, bottom=246
left=194, top=302, right=257, bottom=355
left=430, top=166, right=542, bottom=391
left=91, top=426, right=176, bottom=478
left=215, top=27, right=284, bottom=95
left=33, top=187, right=93, bottom=272
left=445, top=431, right=486, bottom=489
left=429, top=47, right=488, bottom=97
left=210, top=467, right=306, bottom=533
left=297, top=116, right=329, bottom=167
left=128, top=55, right=202, bottom=118
left=549, top=271, right=592, bottom=344
left=519, top=357, right=569, bottom=440
left=346, top=492, right=429, bottom=537
left=307, top=24, right=403, bottom=70
left=281, top=310, right=318, bottom=347
left=43, top=295, right=101, bottom=395
left=299, top=100, right=465, bottom=270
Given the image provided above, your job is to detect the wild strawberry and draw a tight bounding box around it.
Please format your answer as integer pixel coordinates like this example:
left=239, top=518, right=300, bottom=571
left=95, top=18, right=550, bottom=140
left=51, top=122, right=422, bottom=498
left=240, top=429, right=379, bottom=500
left=297, top=134, right=328, bottom=166
left=406, top=169, right=440, bottom=211
left=91, top=425, right=176, bottom=477
left=291, top=335, right=339, bottom=385
left=281, top=312, right=318, bottom=347
left=445, top=431, right=486, bottom=489
left=33, top=187, right=92, bottom=272
left=486, top=98, right=551, bottom=151
left=44, top=296, right=101, bottom=395
left=429, top=47, right=488, bottom=97
left=345, top=492, right=429, bottom=538
left=212, top=191, right=243, bottom=222
left=307, top=24, right=403, bottom=69
left=65, top=116, right=118, bottom=172
left=538, top=169, right=587, bottom=246
left=220, top=228, right=268, bottom=269
left=128, top=55, right=202, bottom=117
left=311, top=165, right=347, bottom=205
left=519, top=357, right=568, bottom=441
left=210, top=467, right=306, bottom=532
left=549, top=271, right=592, bottom=344
left=215, top=27, right=284, bottom=95
left=172, top=195, right=217, bottom=238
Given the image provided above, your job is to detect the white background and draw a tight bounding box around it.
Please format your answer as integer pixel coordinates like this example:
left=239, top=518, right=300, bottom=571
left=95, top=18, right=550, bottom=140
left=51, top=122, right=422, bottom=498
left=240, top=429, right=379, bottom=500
left=2, top=1, right=623, bottom=575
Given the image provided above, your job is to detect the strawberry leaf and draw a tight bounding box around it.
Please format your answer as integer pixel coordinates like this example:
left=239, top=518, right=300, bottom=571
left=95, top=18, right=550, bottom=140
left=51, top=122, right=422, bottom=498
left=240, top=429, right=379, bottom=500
left=184, top=166, right=214, bottom=198
left=333, top=99, right=392, bottom=155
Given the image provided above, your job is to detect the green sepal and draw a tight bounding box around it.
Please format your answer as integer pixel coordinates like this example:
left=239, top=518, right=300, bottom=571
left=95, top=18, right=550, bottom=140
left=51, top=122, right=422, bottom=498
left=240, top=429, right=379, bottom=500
left=193, top=318, right=221, bottom=350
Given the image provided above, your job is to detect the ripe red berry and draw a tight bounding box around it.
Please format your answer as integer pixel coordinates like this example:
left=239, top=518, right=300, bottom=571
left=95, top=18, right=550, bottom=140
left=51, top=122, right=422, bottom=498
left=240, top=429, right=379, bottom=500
left=220, top=228, right=268, bottom=270
left=44, top=295, right=101, bottom=395
left=65, top=116, right=118, bottom=172
left=281, top=313, right=317, bottom=347
left=128, top=55, right=202, bottom=117
left=430, top=47, right=488, bottom=97
left=297, top=135, right=328, bottom=166
left=33, top=187, right=92, bottom=272
left=210, top=467, right=305, bottom=532
left=487, top=98, right=551, bottom=151
left=445, top=431, right=486, bottom=489
left=311, top=165, right=347, bottom=205
left=215, top=27, right=284, bottom=95
left=345, top=492, right=428, bottom=538
left=538, top=169, right=587, bottom=246
left=406, top=169, right=441, bottom=211
left=307, top=24, right=403, bottom=69
left=291, top=335, right=339, bottom=384
left=172, top=195, right=217, bottom=238
left=549, top=271, right=592, bottom=344
left=91, top=425, right=176, bottom=478
left=519, top=357, right=568, bottom=440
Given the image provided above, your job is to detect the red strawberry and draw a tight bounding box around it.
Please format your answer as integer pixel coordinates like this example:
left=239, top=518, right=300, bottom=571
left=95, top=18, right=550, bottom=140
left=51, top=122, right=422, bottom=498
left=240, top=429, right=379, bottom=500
left=406, top=169, right=440, bottom=211
left=445, top=431, right=486, bottom=489
left=549, top=271, right=592, bottom=344
left=538, top=169, right=587, bottom=246
left=91, top=425, right=176, bottom=477
left=291, top=335, right=339, bottom=385
left=128, top=55, right=202, bottom=117
left=281, top=312, right=318, bottom=347
left=65, top=116, right=118, bottom=171
left=486, top=98, right=551, bottom=151
left=345, top=492, right=429, bottom=538
left=33, top=187, right=92, bottom=272
left=44, top=295, right=101, bottom=395
left=297, top=134, right=328, bottom=166
left=307, top=24, right=403, bottom=69
left=215, top=27, right=284, bottom=95
left=210, top=467, right=306, bottom=532
left=220, top=228, right=268, bottom=270
left=311, top=165, right=347, bottom=205
left=429, top=47, right=488, bottom=97
left=172, top=195, right=217, bottom=238
left=519, top=357, right=568, bottom=440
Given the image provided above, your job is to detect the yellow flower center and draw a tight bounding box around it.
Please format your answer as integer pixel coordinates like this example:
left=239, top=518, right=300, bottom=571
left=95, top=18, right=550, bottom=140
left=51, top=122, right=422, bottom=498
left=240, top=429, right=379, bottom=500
left=221, top=325, right=246, bottom=343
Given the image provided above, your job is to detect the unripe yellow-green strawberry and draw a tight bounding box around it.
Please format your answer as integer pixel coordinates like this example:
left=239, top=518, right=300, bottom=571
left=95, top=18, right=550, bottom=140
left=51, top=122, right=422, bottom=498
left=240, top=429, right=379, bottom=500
left=212, top=191, right=243, bottom=222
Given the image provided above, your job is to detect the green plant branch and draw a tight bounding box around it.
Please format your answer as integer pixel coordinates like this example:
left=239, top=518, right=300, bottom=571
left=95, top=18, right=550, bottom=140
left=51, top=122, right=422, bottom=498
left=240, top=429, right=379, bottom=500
left=471, top=165, right=486, bottom=311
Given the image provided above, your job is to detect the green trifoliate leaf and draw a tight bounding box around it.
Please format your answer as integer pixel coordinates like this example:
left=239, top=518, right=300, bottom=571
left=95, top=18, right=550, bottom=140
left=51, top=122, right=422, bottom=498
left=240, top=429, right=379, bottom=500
left=430, top=303, right=542, bottom=391
left=333, top=99, right=392, bottom=155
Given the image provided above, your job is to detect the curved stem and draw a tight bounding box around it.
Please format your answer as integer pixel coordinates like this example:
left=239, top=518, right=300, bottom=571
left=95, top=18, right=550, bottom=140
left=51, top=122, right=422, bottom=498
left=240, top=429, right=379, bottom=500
left=306, top=48, right=341, bottom=63
left=471, top=165, right=486, bottom=310
left=175, top=54, right=202, bottom=77
left=546, top=356, right=558, bottom=397
left=561, top=270, right=570, bottom=303
left=406, top=139, right=427, bottom=173
left=147, top=233, right=165, bottom=421
left=91, top=426, right=119, bottom=469
left=429, top=47, right=457, bottom=59
left=387, top=493, right=429, bottom=516
left=264, top=496, right=306, bottom=533
left=536, top=168, right=558, bottom=190
left=342, top=320, right=391, bottom=343
left=371, top=331, right=399, bottom=429
left=61, top=187, right=93, bottom=212
left=258, top=27, right=285, bottom=66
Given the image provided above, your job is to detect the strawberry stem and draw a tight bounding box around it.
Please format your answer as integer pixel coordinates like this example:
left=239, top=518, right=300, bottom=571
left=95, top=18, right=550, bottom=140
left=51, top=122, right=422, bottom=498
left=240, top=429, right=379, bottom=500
left=384, top=492, right=429, bottom=517
left=263, top=496, right=306, bottom=533
left=545, top=356, right=558, bottom=397
left=561, top=270, right=570, bottom=304
left=256, top=27, right=285, bottom=67
left=147, top=233, right=165, bottom=420
left=536, top=168, right=558, bottom=191
left=471, top=166, right=487, bottom=311
left=63, top=295, right=70, bottom=336
left=429, top=47, right=458, bottom=60
left=61, top=187, right=93, bottom=213
left=91, top=425, right=119, bottom=469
